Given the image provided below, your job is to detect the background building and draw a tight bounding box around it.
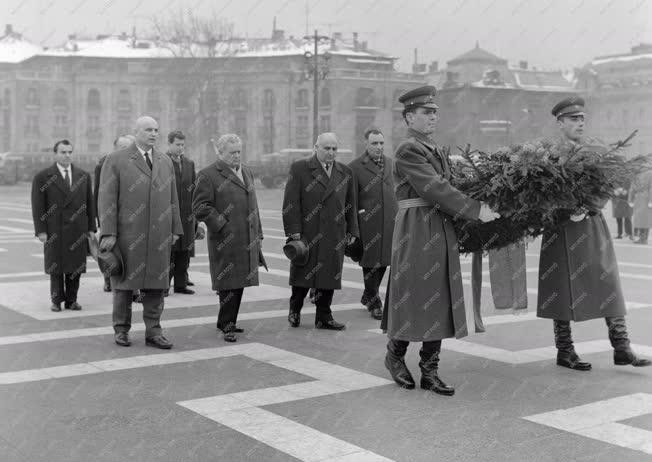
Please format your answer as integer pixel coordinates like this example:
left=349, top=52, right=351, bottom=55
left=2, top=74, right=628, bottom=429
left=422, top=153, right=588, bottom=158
left=0, top=24, right=424, bottom=168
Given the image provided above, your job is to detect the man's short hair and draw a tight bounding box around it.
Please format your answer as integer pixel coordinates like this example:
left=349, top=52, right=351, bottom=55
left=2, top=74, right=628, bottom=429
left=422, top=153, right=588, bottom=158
left=215, top=134, right=242, bottom=153
left=364, top=128, right=383, bottom=140
left=168, top=130, right=186, bottom=144
left=53, top=139, right=72, bottom=153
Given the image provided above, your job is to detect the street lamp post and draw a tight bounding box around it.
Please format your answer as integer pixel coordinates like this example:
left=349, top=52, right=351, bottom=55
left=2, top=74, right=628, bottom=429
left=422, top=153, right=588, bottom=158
left=302, top=30, right=331, bottom=144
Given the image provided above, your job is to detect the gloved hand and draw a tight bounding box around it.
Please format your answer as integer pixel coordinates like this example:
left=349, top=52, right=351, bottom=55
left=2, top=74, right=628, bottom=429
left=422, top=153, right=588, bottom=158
left=478, top=203, right=501, bottom=223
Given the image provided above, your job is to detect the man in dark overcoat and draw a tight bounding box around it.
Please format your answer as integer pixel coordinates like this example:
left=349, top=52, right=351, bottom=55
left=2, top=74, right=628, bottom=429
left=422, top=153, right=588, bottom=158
left=192, top=134, right=265, bottom=342
left=537, top=97, right=650, bottom=369
left=31, top=139, right=96, bottom=312
left=98, top=116, right=183, bottom=349
left=94, top=134, right=134, bottom=292
left=348, top=128, right=397, bottom=320
left=282, top=132, right=359, bottom=331
left=166, top=130, right=201, bottom=295
left=629, top=169, right=652, bottom=244
left=385, top=86, right=500, bottom=396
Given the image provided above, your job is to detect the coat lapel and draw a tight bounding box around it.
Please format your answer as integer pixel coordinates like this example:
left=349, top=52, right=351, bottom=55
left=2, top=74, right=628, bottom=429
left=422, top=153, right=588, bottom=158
left=64, top=164, right=84, bottom=206
left=361, top=153, right=381, bottom=176
left=321, top=162, right=343, bottom=202
left=309, top=155, right=330, bottom=189
left=129, top=145, right=152, bottom=178
left=216, top=161, right=247, bottom=191
left=48, top=164, right=69, bottom=196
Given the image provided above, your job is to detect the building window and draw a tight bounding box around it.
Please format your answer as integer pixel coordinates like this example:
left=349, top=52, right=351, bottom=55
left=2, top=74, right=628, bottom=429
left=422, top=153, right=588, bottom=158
left=297, top=115, right=309, bottom=137
left=176, top=88, right=193, bottom=111
left=320, top=87, right=331, bottom=108
left=26, top=87, right=40, bottom=107
left=296, top=89, right=309, bottom=108
left=262, top=115, right=274, bottom=153
left=263, top=89, right=275, bottom=111
left=53, top=89, right=68, bottom=110
left=24, top=115, right=40, bottom=136
left=87, top=89, right=101, bottom=111
left=53, top=114, right=69, bottom=137
left=319, top=115, right=331, bottom=132
left=117, top=89, right=132, bottom=112
left=146, top=89, right=162, bottom=113
left=355, top=88, right=376, bottom=108
left=229, top=89, right=247, bottom=111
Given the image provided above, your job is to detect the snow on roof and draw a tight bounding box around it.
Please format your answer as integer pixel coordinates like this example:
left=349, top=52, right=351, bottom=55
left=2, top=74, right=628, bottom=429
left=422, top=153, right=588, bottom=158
left=591, top=52, right=652, bottom=66
left=38, top=34, right=394, bottom=60
left=0, top=34, right=42, bottom=63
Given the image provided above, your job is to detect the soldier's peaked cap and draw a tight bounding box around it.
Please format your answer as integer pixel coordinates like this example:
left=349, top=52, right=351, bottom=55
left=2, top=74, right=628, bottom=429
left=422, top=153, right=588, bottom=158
left=551, top=96, right=585, bottom=118
left=399, top=85, right=439, bottom=110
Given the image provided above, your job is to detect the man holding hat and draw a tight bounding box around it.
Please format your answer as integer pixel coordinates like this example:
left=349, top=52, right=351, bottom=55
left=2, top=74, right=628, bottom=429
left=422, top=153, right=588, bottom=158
left=536, top=97, right=651, bottom=370
left=384, top=86, right=500, bottom=396
left=282, top=132, right=359, bottom=330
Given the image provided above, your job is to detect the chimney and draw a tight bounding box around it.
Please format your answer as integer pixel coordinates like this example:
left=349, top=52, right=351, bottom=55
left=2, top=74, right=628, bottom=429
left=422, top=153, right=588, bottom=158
left=353, top=32, right=358, bottom=50
left=272, top=29, right=285, bottom=41
left=519, top=60, right=528, bottom=70
left=361, top=41, right=368, bottom=51
left=4, top=24, right=13, bottom=36
left=429, top=61, right=439, bottom=72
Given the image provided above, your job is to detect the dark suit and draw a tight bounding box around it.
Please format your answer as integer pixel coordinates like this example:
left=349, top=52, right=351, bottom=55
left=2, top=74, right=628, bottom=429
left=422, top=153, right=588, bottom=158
left=348, top=152, right=397, bottom=312
left=282, top=155, right=358, bottom=322
left=31, top=163, right=96, bottom=306
left=192, top=160, right=264, bottom=330
left=169, top=154, right=197, bottom=289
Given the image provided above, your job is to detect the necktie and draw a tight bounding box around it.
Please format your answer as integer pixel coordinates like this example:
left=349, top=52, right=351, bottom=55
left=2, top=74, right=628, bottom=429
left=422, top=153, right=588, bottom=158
left=144, top=151, right=153, bottom=170
left=325, top=163, right=332, bottom=177
left=63, top=169, right=71, bottom=189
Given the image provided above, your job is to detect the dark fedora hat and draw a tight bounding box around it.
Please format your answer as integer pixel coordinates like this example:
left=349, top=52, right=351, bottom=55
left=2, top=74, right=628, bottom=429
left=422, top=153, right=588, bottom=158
left=283, top=238, right=309, bottom=267
left=97, top=245, right=124, bottom=278
left=344, top=238, right=363, bottom=263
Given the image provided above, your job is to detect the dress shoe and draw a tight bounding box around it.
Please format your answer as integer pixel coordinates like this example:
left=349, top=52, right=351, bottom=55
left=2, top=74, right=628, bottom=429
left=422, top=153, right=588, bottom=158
left=614, top=349, right=652, bottom=367
left=65, top=302, right=82, bottom=311
left=174, top=287, right=195, bottom=295
left=114, top=332, right=131, bottom=347
left=384, top=354, right=415, bottom=389
left=50, top=303, right=61, bottom=312
left=222, top=323, right=238, bottom=342
left=370, top=307, right=383, bottom=320
left=360, top=294, right=370, bottom=307
left=146, top=335, right=173, bottom=349
left=315, top=319, right=346, bottom=330
left=187, top=280, right=194, bottom=286
left=556, top=352, right=592, bottom=371
left=103, top=282, right=112, bottom=292
left=421, top=373, right=455, bottom=396
left=288, top=311, right=300, bottom=328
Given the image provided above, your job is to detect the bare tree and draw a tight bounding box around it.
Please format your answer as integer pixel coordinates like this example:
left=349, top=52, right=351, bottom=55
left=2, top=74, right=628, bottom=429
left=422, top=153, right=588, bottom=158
left=150, top=10, right=236, bottom=163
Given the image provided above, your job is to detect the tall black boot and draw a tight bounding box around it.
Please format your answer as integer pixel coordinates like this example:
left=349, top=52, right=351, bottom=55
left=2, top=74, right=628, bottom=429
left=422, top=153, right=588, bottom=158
left=606, top=317, right=651, bottom=367
left=419, top=341, right=454, bottom=396
left=554, top=320, right=591, bottom=371
left=385, top=339, right=415, bottom=389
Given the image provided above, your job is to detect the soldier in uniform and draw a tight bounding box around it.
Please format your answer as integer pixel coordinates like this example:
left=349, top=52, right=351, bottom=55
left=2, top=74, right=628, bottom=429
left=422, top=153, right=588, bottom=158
left=537, top=97, right=650, bottom=370
left=385, top=86, right=500, bottom=396
left=348, top=128, right=397, bottom=320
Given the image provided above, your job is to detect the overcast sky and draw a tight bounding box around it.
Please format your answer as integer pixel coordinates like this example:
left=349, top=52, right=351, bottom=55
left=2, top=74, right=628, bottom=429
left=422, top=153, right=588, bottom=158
left=3, top=0, right=651, bottom=71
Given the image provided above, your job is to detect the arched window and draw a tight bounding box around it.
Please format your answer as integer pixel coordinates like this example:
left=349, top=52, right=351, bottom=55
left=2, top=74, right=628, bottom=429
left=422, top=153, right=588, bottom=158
left=320, top=87, right=331, bottom=107
left=263, top=89, right=275, bottom=110
left=87, top=88, right=101, bottom=110
left=229, top=88, right=247, bottom=110
left=355, top=88, right=376, bottom=108
left=53, top=89, right=68, bottom=109
left=146, top=89, right=162, bottom=113
left=296, top=89, right=309, bottom=108
left=26, top=87, right=40, bottom=107
left=117, top=89, right=132, bottom=112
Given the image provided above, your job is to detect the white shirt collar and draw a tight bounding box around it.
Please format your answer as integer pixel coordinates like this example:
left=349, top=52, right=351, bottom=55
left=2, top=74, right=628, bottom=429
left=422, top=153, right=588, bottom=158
left=136, top=145, right=152, bottom=157
left=56, top=163, right=70, bottom=176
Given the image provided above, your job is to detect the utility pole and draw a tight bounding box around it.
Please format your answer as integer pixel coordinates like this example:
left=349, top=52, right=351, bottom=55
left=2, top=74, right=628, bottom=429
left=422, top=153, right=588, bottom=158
left=302, top=30, right=331, bottom=144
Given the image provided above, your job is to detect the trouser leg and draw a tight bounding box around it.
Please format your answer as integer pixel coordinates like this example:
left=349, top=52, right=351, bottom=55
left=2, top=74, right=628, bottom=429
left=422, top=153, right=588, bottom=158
left=141, top=289, right=165, bottom=338
left=471, top=251, right=485, bottom=333
left=290, top=286, right=309, bottom=314
left=50, top=274, right=64, bottom=304
left=217, top=288, right=245, bottom=331
left=616, top=218, right=623, bottom=237
left=171, top=251, right=190, bottom=289
left=314, top=289, right=335, bottom=322
left=624, top=218, right=632, bottom=237
left=112, top=289, right=133, bottom=334
left=64, top=273, right=81, bottom=306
